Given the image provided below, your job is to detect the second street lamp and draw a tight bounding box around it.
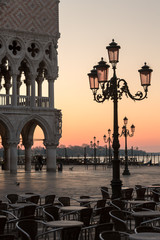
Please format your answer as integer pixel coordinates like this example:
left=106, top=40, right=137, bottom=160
left=90, top=137, right=99, bottom=164
left=88, top=39, right=152, bottom=199
left=120, top=117, right=135, bottom=175
left=103, top=129, right=112, bottom=165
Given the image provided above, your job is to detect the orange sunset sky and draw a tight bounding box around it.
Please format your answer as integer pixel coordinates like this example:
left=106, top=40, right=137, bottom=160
left=34, top=0, right=160, bottom=153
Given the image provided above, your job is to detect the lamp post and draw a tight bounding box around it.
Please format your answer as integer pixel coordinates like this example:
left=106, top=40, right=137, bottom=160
left=88, top=39, right=152, bottom=199
left=90, top=137, right=99, bottom=164
left=120, top=117, right=135, bottom=175
left=103, top=129, right=112, bottom=165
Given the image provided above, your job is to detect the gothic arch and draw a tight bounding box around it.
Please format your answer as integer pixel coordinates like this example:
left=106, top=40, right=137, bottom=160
left=16, top=114, right=52, bottom=142
left=0, top=114, right=15, bottom=141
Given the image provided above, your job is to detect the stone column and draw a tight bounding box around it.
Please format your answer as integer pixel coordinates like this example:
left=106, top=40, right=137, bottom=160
left=12, top=73, right=18, bottom=106
left=44, top=142, right=57, bottom=172
left=24, top=141, right=33, bottom=171
left=10, top=142, right=18, bottom=173
left=30, top=74, right=36, bottom=107
left=48, top=78, right=54, bottom=108
left=36, top=76, right=44, bottom=107
left=3, top=144, right=10, bottom=170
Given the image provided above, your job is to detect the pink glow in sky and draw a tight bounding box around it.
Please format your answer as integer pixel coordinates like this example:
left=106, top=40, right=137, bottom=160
left=35, top=0, right=160, bottom=153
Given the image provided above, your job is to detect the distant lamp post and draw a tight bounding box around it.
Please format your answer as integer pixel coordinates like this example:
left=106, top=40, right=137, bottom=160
left=90, top=137, right=99, bottom=164
left=103, top=129, right=112, bottom=164
left=88, top=39, right=152, bottom=199
left=120, top=117, right=135, bottom=175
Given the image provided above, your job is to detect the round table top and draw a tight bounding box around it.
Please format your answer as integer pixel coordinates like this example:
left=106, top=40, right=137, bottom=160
left=60, top=206, right=87, bottom=212
left=129, top=232, right=160, bottom=240
left=46, top=220, right=84, bottom=228
left=132, top=210, right=160, bottom=218
left=146, top=185, right=160, bottom=189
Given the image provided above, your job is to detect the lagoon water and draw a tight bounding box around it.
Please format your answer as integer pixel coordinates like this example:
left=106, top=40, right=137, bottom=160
left=0, top=164, right=159, bottom=201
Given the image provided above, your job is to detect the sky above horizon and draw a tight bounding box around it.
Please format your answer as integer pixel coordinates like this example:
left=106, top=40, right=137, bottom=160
left=35, top=0, right=160, bottom=153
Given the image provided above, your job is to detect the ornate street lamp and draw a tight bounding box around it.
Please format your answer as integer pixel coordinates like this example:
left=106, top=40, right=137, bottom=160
left=90, top=136, right=99, bottom=164
left=88, top=39, right=152, bottom=199
left=120, top=117, right=135, bottom=175
left=103, top=129, right=112, bottom=165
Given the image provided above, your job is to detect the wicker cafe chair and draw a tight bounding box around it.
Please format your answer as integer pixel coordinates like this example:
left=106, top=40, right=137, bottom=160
left=79, top=196, right=91, bottom=208
left=98, top=206, right=114, bottom=224
left=100, top=187, right=110, bottom=200
left=110, top=199, right=126, bottom=210
left=99, top=231, right=129, bottom=240
left=109, top=210, right=132, bottom=233
left=135, top=187, right=146, bottom=200
left=16, top=219, right=48, bottom=240
left=5, top=194, right=19, bottom=204
left=79, top=208, right=93, bottom=227
left=26, top=195, right=40, bottom=205
left=82, top=223, right=113, bottom=240
left=121, top=188, right=133, bottom=200
left=0, top=216, right=7, bottom=234
left=58, top=197, right=70, bottom=206
left=61, top=226, right=81, bottom=240
left=43, top=206, right=60, bottom=221
left=18, top=205, right=37, bottom=220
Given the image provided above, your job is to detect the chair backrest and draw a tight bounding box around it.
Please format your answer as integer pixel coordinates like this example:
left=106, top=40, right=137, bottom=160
left=141, top=201, right=156, bottom=210
left=19, top=205, right=37, bottom=219
left=0, top=235, right=15, bottom=240
left=79, top=196, right=91, bottom=207
left=43, top=206, right=59, bottom=221
left=99, top=206, right=114, bottom=224
left=135, top=187, right=146, bottom=200
left=94, top=199, right=106, bottom=216
left=79, top=208, right=93, bottom=227
left=0, top=203, right=8, bottom=215
left=44, top=194, right=55, bottom=205
left=111, top=199, right=126, bottom=210
left=6, top=194, right=18, bottom=204
left=109, top=210, right=128, bottom=232
left=61, top=226, right=81, bottom=240
left=16, top=219, right=38, bottom=240
left=26, top=195, right=40, bottom=205
left=121, top=188, right=133, bottom=200
left=94, top=223, right=113, bottom=240
left=0, top=216, right=7, bottom=234
left=58, top=197, right=70, bottom=206
left=101, top=187, right=110, bottom=199
left=152, top=189, right=160, bottom=202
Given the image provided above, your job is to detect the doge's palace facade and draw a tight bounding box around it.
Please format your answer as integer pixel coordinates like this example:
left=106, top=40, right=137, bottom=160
left=0, top=0, right=61, bottom=172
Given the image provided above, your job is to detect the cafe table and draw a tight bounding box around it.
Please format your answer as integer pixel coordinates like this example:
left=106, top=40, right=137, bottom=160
left=129, top=232, right=160, bottom=240
left=132, top=210, right=160, bottom=227
left=127, top=200, right=155, bottom=209
left=132, top=210, right=160, bottom=219
left=60, top=206, right=87, bottom=220
left=46, top=220, right=84, bottom=228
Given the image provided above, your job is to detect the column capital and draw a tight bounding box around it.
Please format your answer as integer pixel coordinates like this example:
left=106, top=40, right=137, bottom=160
left=43, top=140, right=57, bottom=148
